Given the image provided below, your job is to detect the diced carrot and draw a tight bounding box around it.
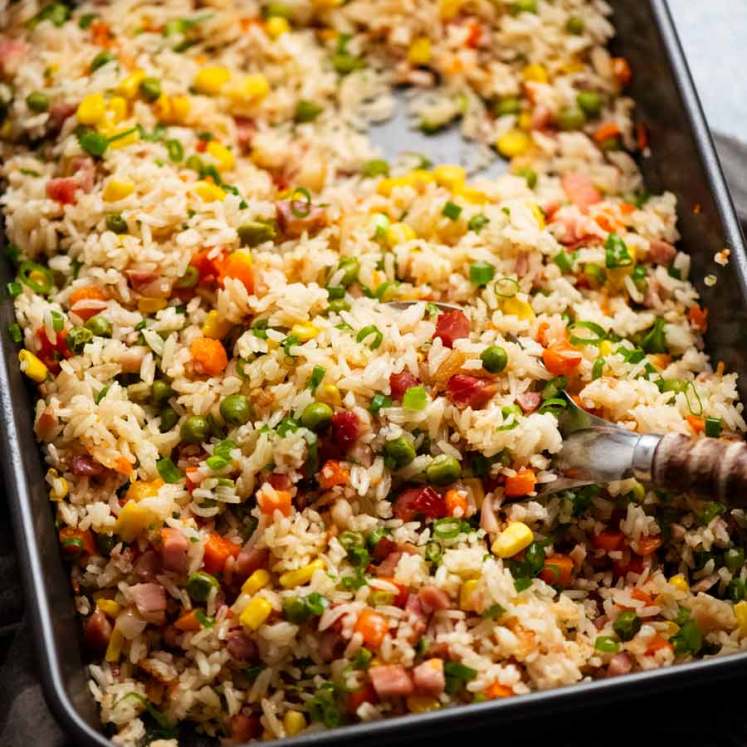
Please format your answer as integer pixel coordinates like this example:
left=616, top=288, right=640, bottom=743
left=592, top=530, right=625, bottom=552
left=202, top=531, right=240, bottom=575
left=69, top=286, right=107, bottom=321
left=619, top=201, right=636, bottom=215
left=648, top=353, right=671, bottom=370
left=485, top=682, right=513, bottom=699
left=318, top=460, right=349, bottom=490
left=504, top=468, right=537, bottom=498
left=687, top=304, right=708, bottom=332
left=219, top=250, right=254, bottom=294
left=444, top=489, right=468, bottom=517
left=686, top=415, right=705, bottom=434
left=535, top=321, right=550, bottom=346
left=190, top=249, right=223, bottom=284
left=464, top=19, right=483, bottom=48
left=636, top=536, right=662, bottom=557
left=542, top=342, right=582, bottom=376
left=636, top=122, right=649, bottom=151
left=346, top=683, right=377, bottom=714
left=114, top=456, right=133, bottom=476
left=174, top=609, right=202, bottom=631
left=257, top=488, right=292, bottom=517
left=612, top=57, right=632, bottom=87
left=595, top=213, right=617, bottom=233
left=354, top=608, right=389, bottom=648
left=90, top=20, right=113, bottom=47
left=593, top=121, right=622, bottom=144
left=539, top=554, right=574, bottom=587
left=645, top=635, right=673, bottom=656
left=190, top=337, right=228, bottom=376
left=59, top=526, right=96, bottom=556
left=631, top=588, right=655, bottom=606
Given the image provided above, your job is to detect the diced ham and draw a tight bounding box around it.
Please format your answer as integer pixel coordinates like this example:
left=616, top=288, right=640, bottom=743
left=275, top=200, right=326, bottom=239
left=70, top=454, right=106, bottom=477
left=233, top=547, right=269, bottom=581
left=226, top=630, right=258, bottom=662
left=0, top=38, right=28, bottom=77
left=531, top=105, right=553, bottom=131
left=126, top=269, right=174, bottom=298
left=433, top=309, right=470, bottom=348
left=516, top=391, right=541, bottom=413
left=161, top=528, right=189, bottom=573
left=446, top=374, right=497, bottom=409
left=318, top=630, right=346, bottom=662
left=372, top=536, right=397, bottom=562
left=418, top=585, right=450, bottom=614
left=46, top=177, right=78, bottom=205
left=606, top=652, right=632, bottom=677
left=130, top=583, right=167, bottom=624
left=375, top=551, right=402, bottom=578
left=234, top=117, right=256, bottom=152
left=389, top=370, right=420, bottom=401
left=84, top=609, right=112, bottom=654
left=412, top=658, right=445, bottom=696
left=330, top=411, right=360, bottom=452
left=49, top=101, right=77, bottom=130
left=369, top=665, right=414, bottom=699
left=393, top=486, right=446, bottom=521
left=514, top=251, right=530, bottom=278
left=134, top=550, right=162, bottom=581
left=648, top=239, right=676, bottom=265
left=117, top=346, right=147, bottom=374
left=70, top=157, right=95, bottom=193
left=35, top=408, right=58, bottom=441
left=561, top=172, right=602, bottom=210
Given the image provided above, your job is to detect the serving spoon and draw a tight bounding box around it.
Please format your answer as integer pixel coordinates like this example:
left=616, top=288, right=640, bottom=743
left=384, top=301, right=747, bottom=501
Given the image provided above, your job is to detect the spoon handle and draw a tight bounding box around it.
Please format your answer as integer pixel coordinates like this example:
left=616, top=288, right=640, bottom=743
left=652, top=433, right=747, bottom=503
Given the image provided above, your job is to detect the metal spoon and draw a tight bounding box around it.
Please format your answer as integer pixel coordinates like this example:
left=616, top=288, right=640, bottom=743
left=384, top=301, right=747, bottom=502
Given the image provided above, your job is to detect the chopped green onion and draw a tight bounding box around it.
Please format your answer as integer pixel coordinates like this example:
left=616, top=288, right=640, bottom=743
left=369, top=393, right=392, bottom=414
left=684, top=381, right=703, bottom=416
left=583, top=263, right=606, bottom=287
left=78, top=13, right=97, bottom=29
left=704, top=416, right=722, bottom=438
left=18, top=261, right=54, bottom=295
left=444, top=661, right=477, bottom=694
left=482, top=603, right=505, bottom=620
left=433, top=517, right=462, bottom=540
left=493, top=276, right=519, bottom=298
left=308, top=365, right=326, bottom=391
left=90, top=51, right=116, bottom=72
left=361, top=159, right=390, bottom=178
left=7, top=323, right=22, bottom=344
left=402, top=385, right=428, bottom=411
left=294, top=99, right=323, bottom=123
left=553, top=251, right=573, bottom=273
left=569, top=320, right=607, bottom=346
left=442, top=201, right=462, bottom=221
left=467, top=214, right=489, bottom=233
left=604, top=233, right=634, bottom=269
left=156, top=457, right=183, bottom=483
left=356, top=325, right=383, bottom=350
left=469, top=261, right=495, bottom=287
left=641, top=317, right=667, bottom=353
left=165, top=139, right=184, bottom=162
left=6, top=281, right=22, bottom=298
left=592, top=358, right=605, bottom=380
left=594, top=636, right=620, bottom=653
left=497, top=404, right=521, bottom=430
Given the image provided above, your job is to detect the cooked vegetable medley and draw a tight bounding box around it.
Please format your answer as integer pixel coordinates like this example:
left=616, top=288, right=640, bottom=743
left=0, top=0, right=745, bottom=744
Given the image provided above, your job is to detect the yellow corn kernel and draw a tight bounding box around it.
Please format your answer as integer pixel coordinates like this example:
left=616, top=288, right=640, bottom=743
left=492, top=521, right=534, bottom=558
left=19, top=349, right=48, bottom=383
left=265, top=16, right=290, bottom=39
left=194, top=66, right=231, bottom=96
left=316, top=383, right=341, bottom=407
left=117, top=70, right=146, bottom=99
left=105, top=628, right=124, bottom=663
left=115, top=500, right=157, bottom=542
left=522, top=63, right=548, bottom=84
left=599, top=340, right=614, bottom=357
left=202, top=310, right=232, bottom=340
left=736, top=601, right=747, bottom=636
left=529, top=203, right=545, bottom=229
left=170, top=94, right=191, bottom=123
left=453, top=183, right=489, bottom=204
left=96, top=598, right=121, bottom=618
left=460, top=579, right=479, bottom=611
left=289, top=322, right=320, bottom=342
left=242, top=569, right=271, bottom=596
left=46, top=468, right=69, bottom=501
left=137, top=297, right=168, bottom=314
left=194, top=180, right=226, bottom=202
left=406, top=695, right=441, bottom=713
left=386, top=222, right=416, bottom=248
left=658, top=620, right=679, bottom=638
left=408, top=169, right=436, bottom=188
left=102, top=179, right=135, bottom=202
left=438, top=0, right=464, bottom=20
left=105, top=96, right=128, bottom=125
left=126, top=478, right=164, bottom=502
left=408, top=37, right=432, bottom=66
left=433, top=164, right=466, bottom=191
left=313, top=0, right=344, bottom=7
left=206, top=141, right=235, bottom=171
left=496, top=129, right=532, bottom=159
left=517, top=111, right=533, bottom=131
left=229, top=74, right=271, bottom=105
left=240, top=596, right=273, bottom=630
left=279, top=559, right=325, bottom=589
left=76, top=93, right=106, bottom=125
left=669, top=574, right=689, bottom=593
left=501, top=297, right=535, bottom=321
left=283, top=710, right=307, bottom=737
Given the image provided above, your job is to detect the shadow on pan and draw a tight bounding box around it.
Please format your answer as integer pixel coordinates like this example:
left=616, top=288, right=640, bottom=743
left=0, top=1, right=745, bottom=745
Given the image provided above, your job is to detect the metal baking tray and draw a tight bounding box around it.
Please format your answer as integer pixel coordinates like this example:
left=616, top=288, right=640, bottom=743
left=2, top=0, right=746, bottom=744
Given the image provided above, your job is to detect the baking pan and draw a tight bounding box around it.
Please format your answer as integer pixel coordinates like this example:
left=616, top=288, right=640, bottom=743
left=2, top=1, right=746, bottom=744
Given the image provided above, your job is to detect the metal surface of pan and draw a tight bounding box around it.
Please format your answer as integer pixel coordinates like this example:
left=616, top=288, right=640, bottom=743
left=1, top=1, right=746, bottom=744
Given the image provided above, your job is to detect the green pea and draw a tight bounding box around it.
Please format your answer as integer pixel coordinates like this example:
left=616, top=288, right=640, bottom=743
left=612, top=610, right=641, bottom=641
left=90, top=51, right=116, bottom=72
left=336, top=257, right=359, bottom=287
left=220, top=393, right=252, bottom=426
left=300, top=402, right=333, bottom=431
left=556, top=106, right=587, bottom=131
left=237, top=220, right=276, bottom=247
left=159, top=405, right=179, bottom=433
left=139, top=77, right=162, bottom=102
left=180, top=415, right=210, bottom=444
left=78, top=130, right=109, bottom=157
left=383, top=435, right=416, bottom=469
left=26, top=91, right=50, bottom=113
left=495, top=97, right=521, bottom=116
left=725, top=547, right=745, bottom=573
left=105, top=212, right=128, bottom=234
left=426, top=454, right=462, bottom=486
left=84, top=315, right=112, bottom=338
left=566, top=16, right=585, bottom=34
left=283, top=596, right=310, bottom=624
left=294, top=99, right=323, bottom=123
left=332, top=52, right=364, bottom=75
left=515, top=166, right=537, bottom=189
left=67, top=326, right=93, bottom=353
left=186, top=571, right=219, bottom=602
left=577, top=91, right=603, bottom=118
left=151, top=379, right=174, bottom=405
left=480, top=345, right=508, bottom=373
left=327, top=299, right=350, bottom=313
left=510, top=0, right=537, bottom=14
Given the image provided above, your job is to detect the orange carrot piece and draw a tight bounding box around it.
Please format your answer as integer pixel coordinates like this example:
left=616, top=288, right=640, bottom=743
left=539, top=554, right=574, bottom=587
left=257, top=488, right=292, bottom=516
left=354, top=608, right=388, bottom=648
left=542, top=342, right=582, bottom=376
left=190, top=337, right=228, bottom=376
left=202, top=532, right=240, bottom=574
left=318, top=460, right=349, bottom=490
left=174, top=609, right=202, bottom=632
left=504, top=468, right=537, bottom=498
left=445, top=489, right=468, bottom=517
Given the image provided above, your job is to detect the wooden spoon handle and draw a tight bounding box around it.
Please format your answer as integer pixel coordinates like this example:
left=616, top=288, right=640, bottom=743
left=652, top=433, right=747, bottom=503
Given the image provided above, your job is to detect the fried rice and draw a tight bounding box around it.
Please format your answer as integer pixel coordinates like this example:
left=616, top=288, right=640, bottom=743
left=1, top=0, right=746, bottom=744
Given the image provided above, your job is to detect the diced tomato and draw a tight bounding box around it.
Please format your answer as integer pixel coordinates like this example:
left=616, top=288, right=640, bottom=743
left=330, top=411, right=360, bottom=452
left=46, top=177, right=78, bottom=205
left=561, top=173, right=602, bottom=210
left=372, top=536, right=397, bottom=562
left=612, top=56, right=632, bottom=87
left=36, top=328, right=71, bottom=372
left=433, top=309, right=470, bottom=348
left=202, top=532, right=240, bottom=575
left=59, top=526, right=96, bottom=557
left=389, top=370, right=420, bottom=401
left=393, top=486, right=446, bottom=521
left=613, top=553, right=644, bottom=578
left=542, top=342, right=583, bottom=376
left=687, top=304, right=708, bottom=332
left=636, top=536, right=662, bottom=556
left=190, top=249, right=223, bottom=285
left=346, top=683, right=377, bottom=714
left=354, top=608, right=389, bottom=648
left=592, top=530, right=625, bottom=552
left=539, top=554, right=574, bottom=587
left=446, top=374, right=497, bottom=409
left=504, top=468, right=537, bottom=497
